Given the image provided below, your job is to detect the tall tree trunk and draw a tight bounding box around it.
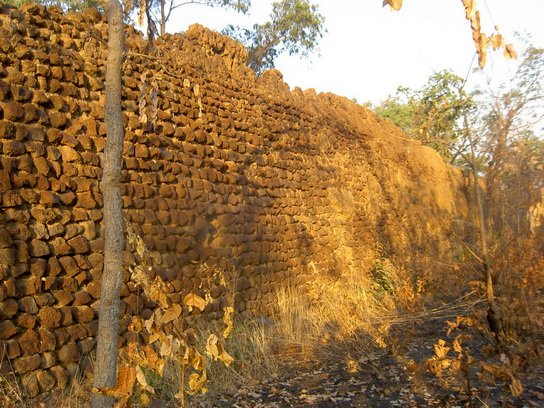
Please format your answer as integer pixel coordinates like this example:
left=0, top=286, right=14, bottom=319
left=91, top=1, right=125, bottom=407
left=465, top=119, right=504, bottom=346
left=160, top=0, right=166, bottom=36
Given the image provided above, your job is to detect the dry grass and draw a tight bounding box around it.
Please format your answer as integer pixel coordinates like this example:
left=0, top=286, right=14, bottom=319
left=0, top=352, right=92, bottom=408
left=200, top=256, right=423, bottom=402
left=1, top=255, right=423, bottom=407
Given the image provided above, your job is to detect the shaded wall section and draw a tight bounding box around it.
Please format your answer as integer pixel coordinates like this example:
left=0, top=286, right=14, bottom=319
left=0, top=3, right=467, bottom=396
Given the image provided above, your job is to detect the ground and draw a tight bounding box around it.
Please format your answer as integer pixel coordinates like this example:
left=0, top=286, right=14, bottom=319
left=198, top=294, right=544, bottom=408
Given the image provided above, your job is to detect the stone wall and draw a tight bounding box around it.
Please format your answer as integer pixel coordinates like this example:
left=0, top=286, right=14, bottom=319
left=0, top=3, right=467, bottom=396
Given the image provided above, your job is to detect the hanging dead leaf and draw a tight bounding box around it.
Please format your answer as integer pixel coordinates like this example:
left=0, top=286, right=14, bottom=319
left=135, top=366, right=155, bottom=394
left=148, top=277, right=170, bottom=309
left=222, top=306, right=234, bottom=338
left=94, top=366, right=136, bottom=398
left=161, top=303, right=182, bottom=324
left=382, top=0, right=402, bottom=11
left=182, top=346, right=205, bottom=371
left=187, top=370, right=208, bottom=395
left=478, top=34, right=488, bottom=68
left=206, top=334, right=220, bottom=359
left=462, top=0, right=474, bottom=19
left=504, top=43, right=518, bottom=60
left=218, top=348, right=234, bottom=367
left=184, top=293, right=207, bottom=312
left=205, top=334, right=234, bottom=367
left=490, top=33, right=503, bottom=50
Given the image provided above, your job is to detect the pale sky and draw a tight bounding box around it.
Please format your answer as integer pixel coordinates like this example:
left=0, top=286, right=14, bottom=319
left=164, top=0, right=544, bottom=104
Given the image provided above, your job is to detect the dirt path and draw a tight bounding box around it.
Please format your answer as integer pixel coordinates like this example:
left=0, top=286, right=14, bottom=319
left=204, top=299, right=544, bottom=408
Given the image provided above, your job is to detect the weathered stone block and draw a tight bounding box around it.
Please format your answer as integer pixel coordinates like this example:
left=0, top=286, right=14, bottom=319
left=73, top=305, right=94, bottom=324
left=58, top=145, right=79, bottom=162
left=0, top=320, right=18, bottom=339
left=39, top=329, right=57, bottom=352
left=36, top=370, right=56, bottom=392
left=67, top=324, right=87, bottom=341
left=53, top=290, right=74, bottom=306
left=18, top=296, right=39, bottom=314
left=21, top=372, right=40, bottom=397
left=13, top=354, right=41, bottom=374
left=3, top=339, right=21, bottom=359
left=29, top=238, right=50, bottom=257
left=39, top=307, right=62, bottom=329
left=50, top=365, right=69, bottom=389
left=18, top=329, right=40, bottom=355
left=0, top=248, right=15, bottom=265
left=73, top=290, right=91, bottom=305
left=41, top=351, right=57, bottom=368
left=3, top=101, right=25, bottom=121
left=68, top=235, right=89, bottom=254
left=57, top=341, right=79, bottom=363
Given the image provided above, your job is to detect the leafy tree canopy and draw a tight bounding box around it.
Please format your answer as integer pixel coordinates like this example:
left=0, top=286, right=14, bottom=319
left=374, top=70, right=473, bottom=161
left=223, top=0, right=325, bottom=74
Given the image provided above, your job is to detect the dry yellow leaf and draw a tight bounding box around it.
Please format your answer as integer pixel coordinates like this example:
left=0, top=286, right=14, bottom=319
left=149, top=277, right=170, bottom=309
left=187, top=371, right=208, bottom=395
left=161, top=303, right=182, bottom=324
left=184, top=293, right=207, bottom=312
left=510, top=377, right=524, bottom=397
left=94, top=366, right=136, bottom=398
left=477, top=32, right=488, bottom=68
left=452, top=337, right=463, bottom=354
left=219, top=348, right=234, bottom=367
left=490, top=33, right=503, bottom=50
left=504, top=43, right=518, bottom=60
left=433, top=339, right=450, bottom=359
left=223, top=306, right=234, bottom=338
left=462, top=0, right=474, bottom=19
left=206, top=334, right=220, bottom=359
left=382, top=0, right=402, bottom=10
left=136, top=366, right=155, bottom=394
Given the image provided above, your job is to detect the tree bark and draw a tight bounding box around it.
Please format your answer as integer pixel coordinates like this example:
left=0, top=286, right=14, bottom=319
left=160, top=0, right=166, bottom=36
left=464, top=118, right=503, bottom=346
left=91, top=1, right=125, bottom=407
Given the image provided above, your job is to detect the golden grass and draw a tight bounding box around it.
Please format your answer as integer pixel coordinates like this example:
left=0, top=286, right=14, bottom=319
left=1, top=256, right=422, bottom=407
left=200, top=256, right=423, bottom=402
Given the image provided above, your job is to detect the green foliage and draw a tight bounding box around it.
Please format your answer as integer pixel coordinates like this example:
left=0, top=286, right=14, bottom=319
left=224, top=0, right=325, bottom=74
left=374, top=71, right=473, bottom=161
left=371, top=259, right=396, bottom=297
left=373, top=95, right=416, bottom=133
